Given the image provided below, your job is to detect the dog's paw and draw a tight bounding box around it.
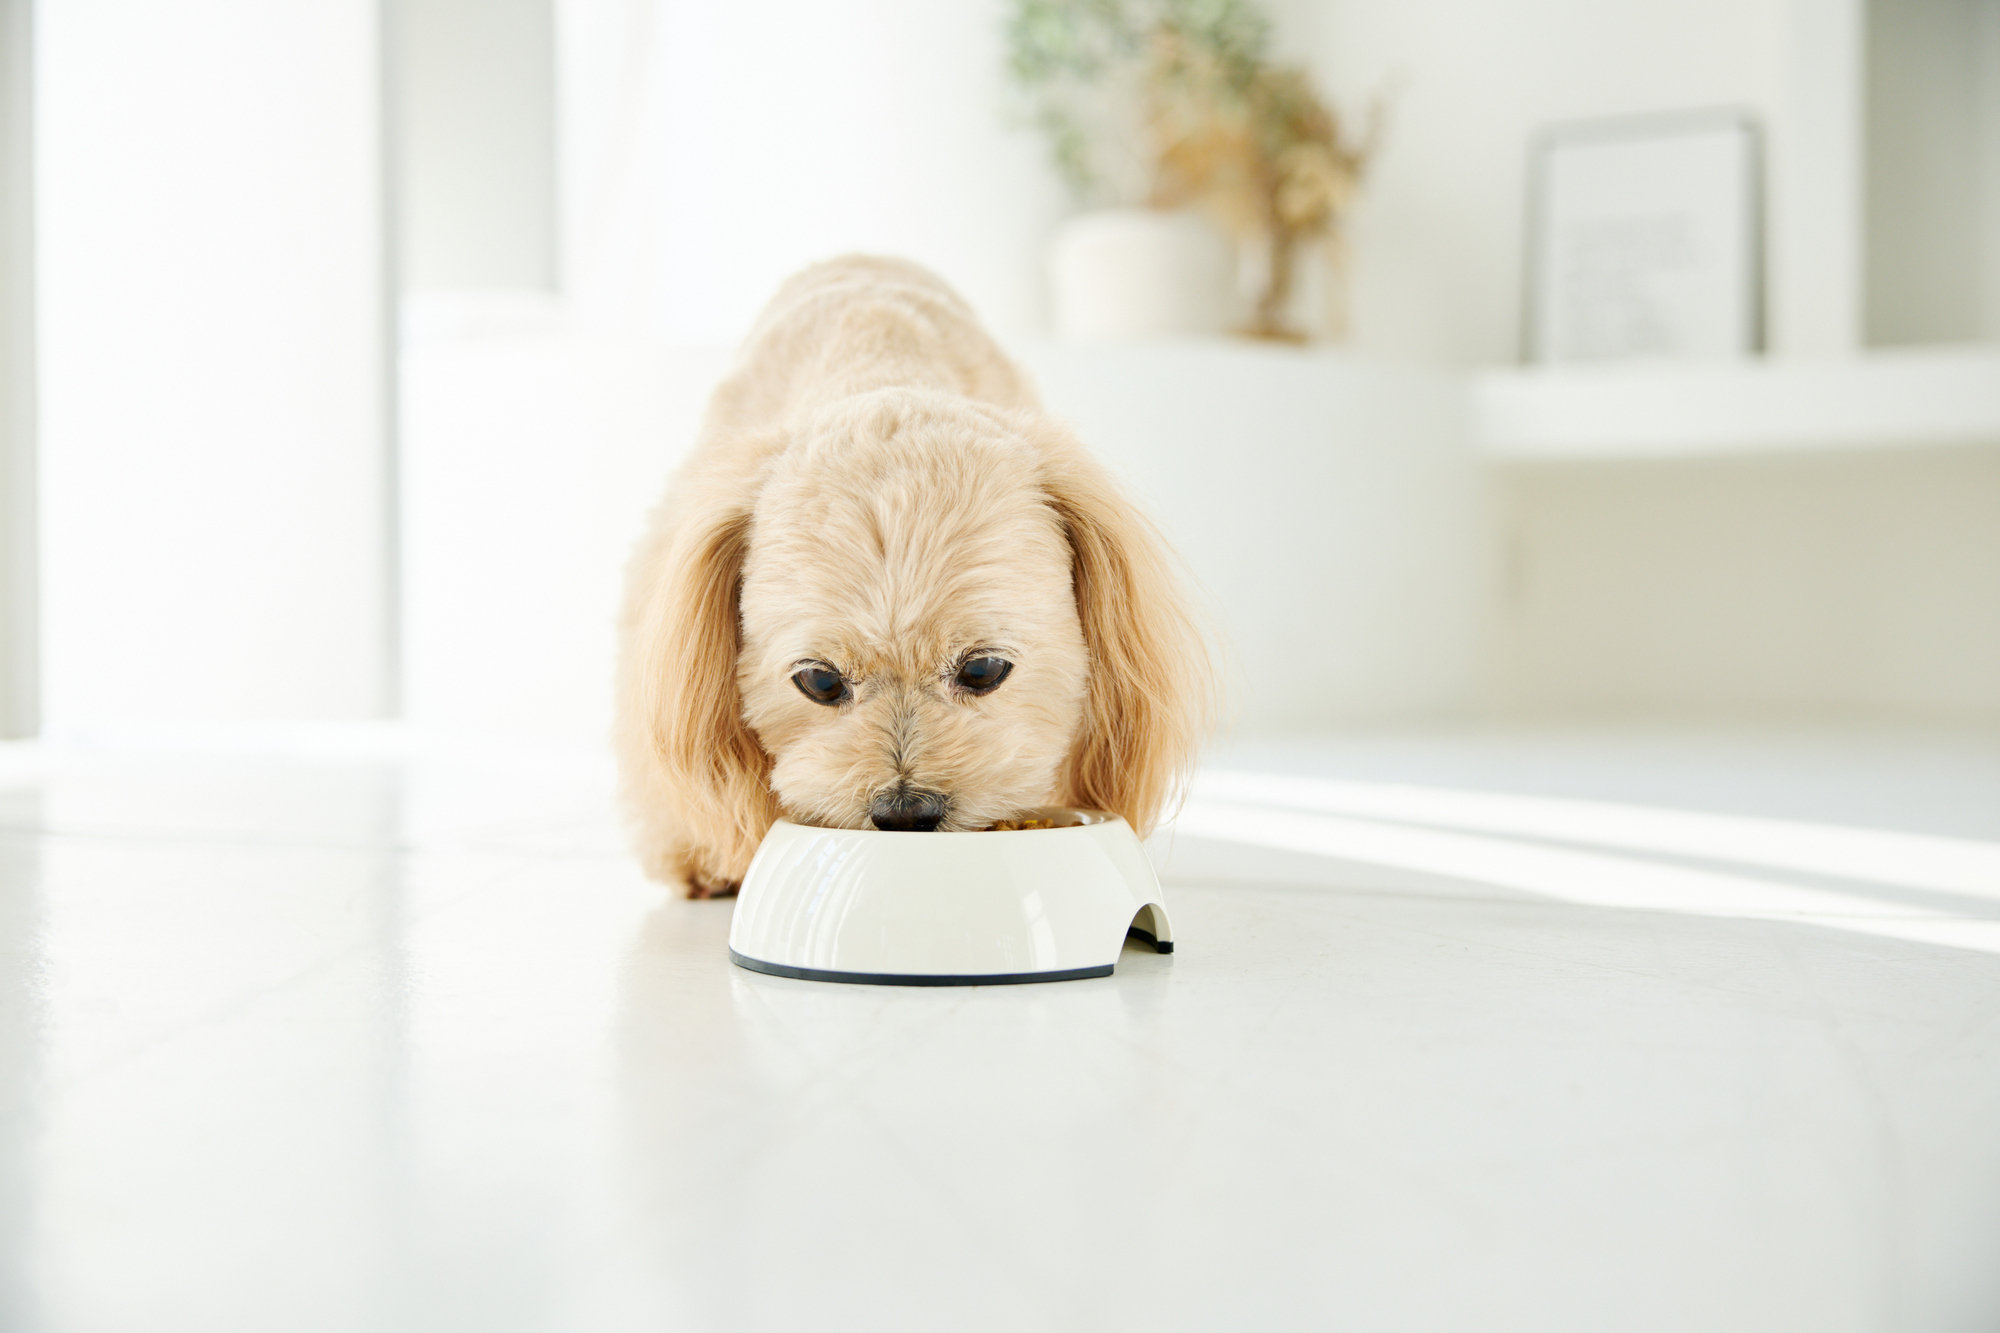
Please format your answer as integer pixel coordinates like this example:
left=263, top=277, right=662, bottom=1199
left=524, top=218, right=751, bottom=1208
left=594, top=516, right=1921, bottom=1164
left=684, top=872, right=741, bottom=900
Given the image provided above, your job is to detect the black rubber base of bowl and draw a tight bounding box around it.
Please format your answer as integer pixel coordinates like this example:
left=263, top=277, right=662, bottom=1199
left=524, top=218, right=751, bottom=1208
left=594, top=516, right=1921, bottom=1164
left=729, top=949, right=1114, bottom=987
left=729, top=927, right=1173, bottom=987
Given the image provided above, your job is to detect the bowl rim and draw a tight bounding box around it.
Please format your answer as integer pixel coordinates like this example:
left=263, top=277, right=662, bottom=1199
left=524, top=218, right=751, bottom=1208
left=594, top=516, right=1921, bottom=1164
left=766, top=806, right=1124, bottom=838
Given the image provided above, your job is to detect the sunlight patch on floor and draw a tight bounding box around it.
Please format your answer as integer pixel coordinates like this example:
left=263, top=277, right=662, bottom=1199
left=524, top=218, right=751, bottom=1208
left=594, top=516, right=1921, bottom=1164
left=1178, top=787, right=2000, bottom=956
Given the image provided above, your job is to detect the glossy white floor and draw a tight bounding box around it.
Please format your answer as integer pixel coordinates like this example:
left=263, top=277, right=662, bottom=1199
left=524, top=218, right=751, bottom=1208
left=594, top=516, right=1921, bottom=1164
left=3, top=727, right=1999, bottom=1333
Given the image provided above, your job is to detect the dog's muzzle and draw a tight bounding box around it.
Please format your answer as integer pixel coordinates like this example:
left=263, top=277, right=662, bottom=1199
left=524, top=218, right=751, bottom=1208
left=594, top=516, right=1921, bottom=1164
left=869, top=788, right=947, bottom=832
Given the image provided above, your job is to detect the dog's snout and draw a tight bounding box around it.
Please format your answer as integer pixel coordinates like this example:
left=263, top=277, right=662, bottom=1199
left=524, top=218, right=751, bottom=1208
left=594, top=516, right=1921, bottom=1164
left=870, top=789, right=947, bottom=832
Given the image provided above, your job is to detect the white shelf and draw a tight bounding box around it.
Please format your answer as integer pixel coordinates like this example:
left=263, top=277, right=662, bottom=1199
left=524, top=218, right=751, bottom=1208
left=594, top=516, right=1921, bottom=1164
left=1473, top=345, right=2000, bottom=460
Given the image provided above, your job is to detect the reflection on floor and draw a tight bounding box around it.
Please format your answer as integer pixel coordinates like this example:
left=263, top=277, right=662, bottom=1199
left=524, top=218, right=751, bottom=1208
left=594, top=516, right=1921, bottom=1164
left=1, top=727, right=1998, bottom=1333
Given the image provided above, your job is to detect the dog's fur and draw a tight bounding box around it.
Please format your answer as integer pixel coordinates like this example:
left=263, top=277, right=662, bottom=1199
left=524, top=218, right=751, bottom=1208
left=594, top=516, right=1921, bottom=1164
left=614, top=256, right=1212, bottom=897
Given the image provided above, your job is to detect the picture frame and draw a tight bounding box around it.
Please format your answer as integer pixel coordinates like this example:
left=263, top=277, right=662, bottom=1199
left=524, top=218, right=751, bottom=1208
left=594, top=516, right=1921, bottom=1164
left=1525, top=110, right=1763, bottom=364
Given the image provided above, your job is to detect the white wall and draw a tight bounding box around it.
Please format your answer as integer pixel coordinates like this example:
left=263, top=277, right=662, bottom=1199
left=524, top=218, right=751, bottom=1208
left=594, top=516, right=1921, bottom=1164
left=1864, top=0, right=2000, bottom=345
left=36, top=0, right=391, bottom=728
left=1267, top=0, right=2000, bottom=725
left=394, top=0, right=1079, bottom=742
left=0, top=0, right=35, bottom=738
left=542, top=0, right=1894, bottom=362
left=399, top=336, right=727, bottom=743
left=553, top=0, right=1068, bottom=343
left=395, top=0, right=1083, bottom=744
left=1281, top=0, right=1867, bottom=365
left=395, top=0, right=558, bottom=292
left=394, top=0, right=2000, bottom=745
left=1494, top=443, right=2000, bottom=719
left=1024, top=344, right=1484, bottom=731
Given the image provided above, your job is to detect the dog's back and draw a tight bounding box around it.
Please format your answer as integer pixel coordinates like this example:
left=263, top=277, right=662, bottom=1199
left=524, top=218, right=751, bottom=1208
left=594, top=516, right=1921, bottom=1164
left=700, top=255, right=1038, bottom=446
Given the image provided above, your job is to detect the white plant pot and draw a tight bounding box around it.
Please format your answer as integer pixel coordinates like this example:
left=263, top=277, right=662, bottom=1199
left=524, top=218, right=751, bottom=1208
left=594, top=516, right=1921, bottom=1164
left=1048, top=208, right=1236, bottom=340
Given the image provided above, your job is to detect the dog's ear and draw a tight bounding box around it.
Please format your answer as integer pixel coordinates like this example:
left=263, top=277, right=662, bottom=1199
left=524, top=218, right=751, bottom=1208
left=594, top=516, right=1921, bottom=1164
left=621, top=493, right=777, bottom=879
left=1044, top=456, right=1215, bottom=836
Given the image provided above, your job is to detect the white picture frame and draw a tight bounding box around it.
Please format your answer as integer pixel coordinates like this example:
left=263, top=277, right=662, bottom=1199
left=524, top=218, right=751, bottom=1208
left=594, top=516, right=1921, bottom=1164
left=1527, top=111, right=1762, bottom=364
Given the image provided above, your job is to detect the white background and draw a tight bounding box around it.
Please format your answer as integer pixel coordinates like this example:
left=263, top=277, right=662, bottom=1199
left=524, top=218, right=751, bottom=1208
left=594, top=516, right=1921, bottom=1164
left=16, top=0, right=2000, bottom=739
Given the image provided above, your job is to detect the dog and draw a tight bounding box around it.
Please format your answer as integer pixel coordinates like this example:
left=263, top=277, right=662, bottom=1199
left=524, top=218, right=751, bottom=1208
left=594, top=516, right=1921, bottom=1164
left=614, top=256, right=1213, bottom=898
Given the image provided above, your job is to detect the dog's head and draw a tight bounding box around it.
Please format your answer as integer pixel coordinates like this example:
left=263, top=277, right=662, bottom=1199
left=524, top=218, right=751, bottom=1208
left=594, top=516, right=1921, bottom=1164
left=641, top=392, right=1210, bottom=840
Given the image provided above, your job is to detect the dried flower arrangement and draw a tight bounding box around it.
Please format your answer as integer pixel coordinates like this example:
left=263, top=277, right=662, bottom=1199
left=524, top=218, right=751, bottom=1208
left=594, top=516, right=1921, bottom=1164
left=1007, top=0, right=1377, bottom=341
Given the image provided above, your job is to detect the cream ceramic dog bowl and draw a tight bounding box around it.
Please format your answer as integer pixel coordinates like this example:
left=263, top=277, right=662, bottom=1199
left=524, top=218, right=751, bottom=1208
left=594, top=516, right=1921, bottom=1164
left=728, top=808, right=1173, bottom=985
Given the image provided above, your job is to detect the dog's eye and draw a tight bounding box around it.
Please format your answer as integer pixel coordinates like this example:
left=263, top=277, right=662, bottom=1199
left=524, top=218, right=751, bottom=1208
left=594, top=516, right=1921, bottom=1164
left=792, top=666, right=847, bottom=705
left=954, top=656, right=1013, bottom=695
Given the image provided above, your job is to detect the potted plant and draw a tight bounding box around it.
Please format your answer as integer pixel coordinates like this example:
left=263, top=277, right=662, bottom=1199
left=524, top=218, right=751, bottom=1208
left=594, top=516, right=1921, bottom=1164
left=1007, top=0, right=1377, bottom=342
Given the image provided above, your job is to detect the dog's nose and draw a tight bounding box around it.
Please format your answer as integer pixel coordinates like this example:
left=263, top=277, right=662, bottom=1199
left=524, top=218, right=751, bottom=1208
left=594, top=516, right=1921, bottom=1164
left=870, top=789, right=947, bottom=832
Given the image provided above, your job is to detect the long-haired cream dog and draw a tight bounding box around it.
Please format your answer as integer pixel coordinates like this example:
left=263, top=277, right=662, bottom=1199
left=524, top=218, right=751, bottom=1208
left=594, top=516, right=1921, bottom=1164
left=615, top=256, right=1212, bottom=897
